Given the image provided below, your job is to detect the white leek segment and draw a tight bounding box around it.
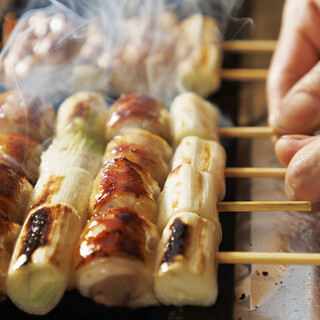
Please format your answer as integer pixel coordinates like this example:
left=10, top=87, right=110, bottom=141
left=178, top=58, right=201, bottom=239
left=157, top=164, right=220, bottom=231
left=7, top=204, right=82, bottom=315
left=40, top=132, right=104, bottom=178
left=56, top=91, right=108, bottom=139
left=103, top=128, right=172, bottom=188
left=171, top=135, right=226, bottom=200
left=170, top=92, right=219, bottom=148
left=75, top=207, right=160, bottom=308
left=154, top=212, right=221, bottom=306
left=175, top=14, right=222, bottom=97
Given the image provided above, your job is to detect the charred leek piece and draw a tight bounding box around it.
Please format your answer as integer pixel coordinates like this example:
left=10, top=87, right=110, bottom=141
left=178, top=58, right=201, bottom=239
left=7, top=204, right=82, bottom=315
left=170, top=92, right=219, bottom=148
left=105, top=93, right=171, bottom=143
left=103, top=128, right=173, bottom=188
left=175, top=14, right=222, bottom=97
left=7, top=92, right=108, bottom=315
left=154, top=212, right=221, bottom=306
left=157, top=164, right=220, bottom=231
left=170, top=135, right=226, bottom=200
left=75, top=207, right=160, bottom=308
left=90, top=157, right=160, bottom=224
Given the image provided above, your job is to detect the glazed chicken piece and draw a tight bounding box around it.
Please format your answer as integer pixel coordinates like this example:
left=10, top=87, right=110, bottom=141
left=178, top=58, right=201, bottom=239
left=105, top=93, right=171, bottom=143
left=75, top=207, right=160, bottom=308
left=103, top=128, right=172, bottom=188
left=90, top=157, right=160, bottom=224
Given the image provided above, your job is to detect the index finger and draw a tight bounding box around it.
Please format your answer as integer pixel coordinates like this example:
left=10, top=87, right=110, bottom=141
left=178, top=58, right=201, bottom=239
left=267, top=0, right=320, bottom=116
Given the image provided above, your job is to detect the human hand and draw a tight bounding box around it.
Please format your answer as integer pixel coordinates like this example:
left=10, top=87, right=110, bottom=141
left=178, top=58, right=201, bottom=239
left=267, top=0, right=320, bottom=205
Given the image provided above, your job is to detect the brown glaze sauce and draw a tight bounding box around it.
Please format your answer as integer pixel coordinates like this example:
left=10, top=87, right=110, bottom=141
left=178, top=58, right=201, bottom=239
left=93, top=157, right=150, bottom=213
left=0, top=163, right=25, bottom=200
left=161, top=218, right=189, bottom=264
left=107, top=94, right=161, bottom=127
left=77, top=207, right=149, bottom=267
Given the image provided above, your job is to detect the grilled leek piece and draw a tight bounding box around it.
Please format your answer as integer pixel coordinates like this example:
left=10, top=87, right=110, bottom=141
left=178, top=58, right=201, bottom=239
left=0, top=214, right=21, bottom=301
left=170, top=135, right=226, bottom=200
left=105, top=93, right=171, bottom=142
left=157, top=164, right=220, bottom=231
left=170, top=92, right=219, bottom=147
left=0, top=133, right=43, bottom=185
left=40, top=132, right=104, bottom=178
left=7, top=204, right=82, bottom=315
left=75, top=207, right=160, bottom=308
left=154, top=212, right=221, bottom=306
left=0, top=90, right=55, bottom=142
left=175, top=14, right=222, bottom=97
left=56, top=91, right=108, bottom=139
left=103, top=128, right=172, bottom=188
left=90, top=157, right=160, bottom=224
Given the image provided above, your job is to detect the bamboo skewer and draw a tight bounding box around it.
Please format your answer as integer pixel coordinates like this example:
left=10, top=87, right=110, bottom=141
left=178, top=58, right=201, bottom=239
left=217, top=201, right=311, bottom=212
left=220, top=68, right=268, bottom=81
left=218, top=126, right=275, bottom=138
left=225, top=167, right=286, bottom=178
left=216, top=251, right=320, bottom=265
left=221, top=40, right=277, bottom=53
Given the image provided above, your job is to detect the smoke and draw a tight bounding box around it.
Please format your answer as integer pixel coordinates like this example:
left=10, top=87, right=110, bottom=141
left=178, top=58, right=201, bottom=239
left=0, top=0, right=253, bottom=107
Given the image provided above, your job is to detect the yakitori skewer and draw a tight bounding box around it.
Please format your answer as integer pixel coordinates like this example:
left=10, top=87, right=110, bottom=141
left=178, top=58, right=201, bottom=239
left=221, top=40, right=277, bottom=53
left=218, top=126, right=275, bottom=138
left=216, top=251, right=320, bottom=266
left=217, top=201, right=311, bottom=212
left=220, top=68, right=268, bottom=81
left=225, top=167, right=286, bottom=178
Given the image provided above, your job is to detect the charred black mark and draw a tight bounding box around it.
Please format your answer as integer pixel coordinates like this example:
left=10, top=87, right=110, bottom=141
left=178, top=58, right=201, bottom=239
left=19, top=208, right=52, bottom=267
left=162, top=218, right=189, bottom=265
left=68, top=101, right=90, bottom=123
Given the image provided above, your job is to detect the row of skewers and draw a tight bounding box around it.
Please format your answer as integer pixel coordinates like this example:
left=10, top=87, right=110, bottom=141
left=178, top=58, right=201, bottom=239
left=0, top=88, right=315, bottom=315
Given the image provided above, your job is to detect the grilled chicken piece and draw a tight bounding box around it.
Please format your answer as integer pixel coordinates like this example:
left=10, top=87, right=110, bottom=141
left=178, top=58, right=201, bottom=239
left=105, top=93, right=171, bottom=142
left=75, top=207, right=160, bottom=308
left=7, top=204, right=82, bottom=315
left=0, top=133, right=43, bottom=185
left=90, top=157, right=160, bottom=224
left=0, top=214, right=21, bottom=301
left=171, top=135, right=226, bottom=200
left=175, top=14, right=222, bottom=97
left=56, top=91, right=108, bottom=140
left=0, top=90, right=55, bottom=142
left=170, top=92, right=219, bottom=147
left=0, top=163, right=33, bottom=224
left=157, top=164, right=220, bottom=231
left=103, top=128, right=172, bottom=188
left=154, top=212, right=221, bottom=306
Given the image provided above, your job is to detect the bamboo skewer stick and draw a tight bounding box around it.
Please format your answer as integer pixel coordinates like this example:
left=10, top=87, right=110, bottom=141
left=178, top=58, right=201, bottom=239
left=220, top=68, right=268, bottom=81
left=225, top=167, right=286, bottom=178
left=216, top=251, right=320, bottom=265
left=217, top=201, right=311, bottom=212
left=218, top=126, right=275, bottom=138
left=221, top=40, right=277, bottom=53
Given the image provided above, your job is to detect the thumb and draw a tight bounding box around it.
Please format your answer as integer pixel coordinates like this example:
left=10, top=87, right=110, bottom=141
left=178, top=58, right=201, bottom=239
left=285, top=135, right=320, bottom=206
left=269, top=61, right=320, bottom=135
